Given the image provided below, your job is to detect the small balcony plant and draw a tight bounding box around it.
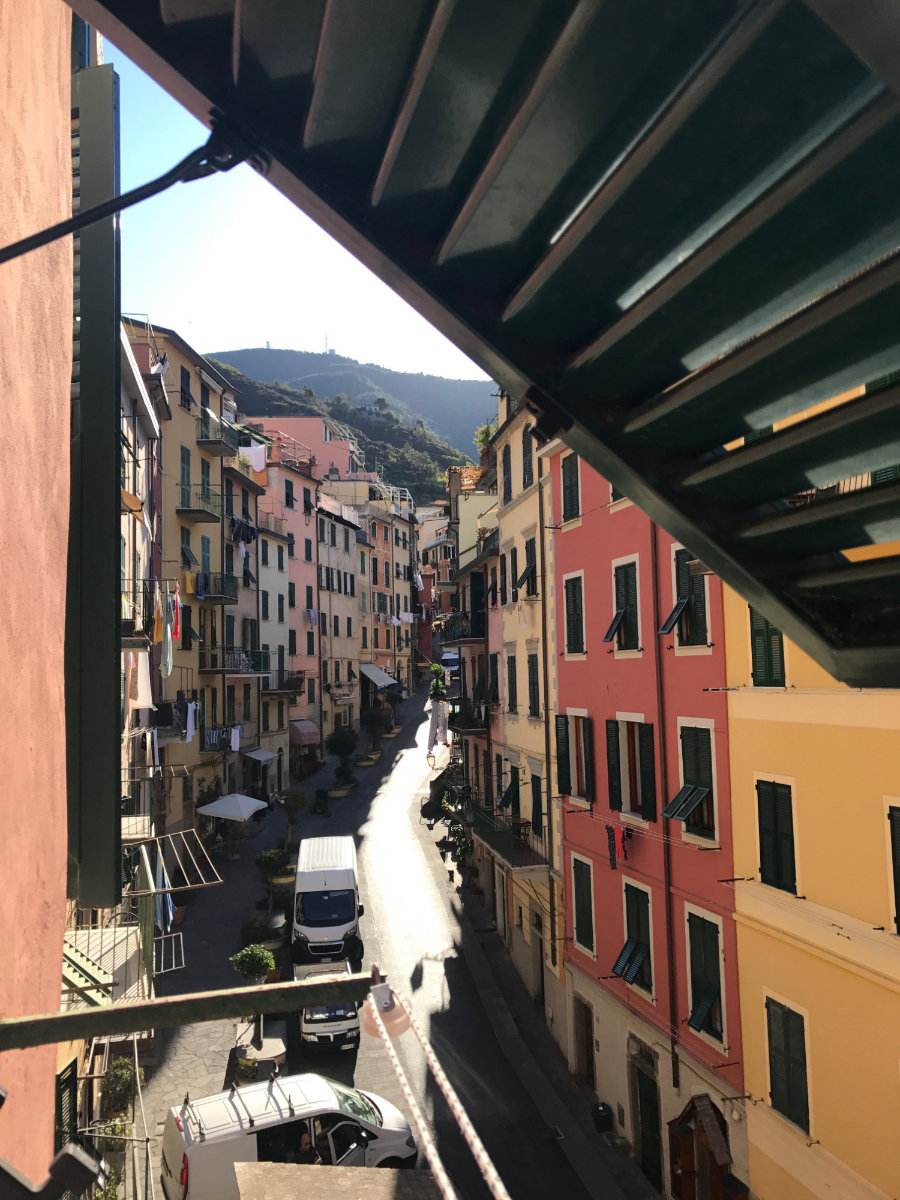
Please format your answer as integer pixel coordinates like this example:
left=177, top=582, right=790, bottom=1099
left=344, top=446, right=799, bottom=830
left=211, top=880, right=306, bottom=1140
left=101, top=1056, right=144, bottom=1117
left=229, top=943, right=276, bottom=985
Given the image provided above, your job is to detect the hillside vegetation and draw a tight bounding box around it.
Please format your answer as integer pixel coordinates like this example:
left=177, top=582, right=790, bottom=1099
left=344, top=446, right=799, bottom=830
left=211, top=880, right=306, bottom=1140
left=207, top=345, right=495, bottom=456
left=208, top=358, right=471, bottom=504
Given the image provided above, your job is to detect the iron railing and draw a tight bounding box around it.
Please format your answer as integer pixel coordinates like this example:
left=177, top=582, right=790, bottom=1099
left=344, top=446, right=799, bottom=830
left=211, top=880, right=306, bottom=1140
left=195, top=414, right=240, bottom=452
left=261, top=669, right=305, bottom=694
left=202, top=571, right=239, bottom=602
left=200, top=724, right=230, bottom=751
left=448, top=699, right=489, bottom=733
left=177, top=484, right=223, bottom=517
left=472, top=804, right=548, bottom=869
left=199, top=646, right=271, bottom=673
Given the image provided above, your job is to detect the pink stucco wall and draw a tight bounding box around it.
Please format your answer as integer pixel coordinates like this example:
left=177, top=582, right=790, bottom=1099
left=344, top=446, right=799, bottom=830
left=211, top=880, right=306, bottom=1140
left=0, top=0, right=74, bottom=1177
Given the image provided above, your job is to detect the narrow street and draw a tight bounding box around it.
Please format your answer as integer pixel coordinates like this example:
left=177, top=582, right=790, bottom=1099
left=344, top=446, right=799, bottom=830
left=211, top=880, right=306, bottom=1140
left=139, top=690, right=592, bottom=1200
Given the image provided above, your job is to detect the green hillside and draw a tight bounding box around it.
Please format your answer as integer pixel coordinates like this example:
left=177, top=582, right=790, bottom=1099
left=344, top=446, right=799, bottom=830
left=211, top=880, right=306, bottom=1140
left=208, top=358, right=470, bottom=504
left=206, top=345, right=495, bottom=456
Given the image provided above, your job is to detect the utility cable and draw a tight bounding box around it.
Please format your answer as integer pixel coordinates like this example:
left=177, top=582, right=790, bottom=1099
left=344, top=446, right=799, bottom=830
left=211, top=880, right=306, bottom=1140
left=0, top=122, right=257, bottom=267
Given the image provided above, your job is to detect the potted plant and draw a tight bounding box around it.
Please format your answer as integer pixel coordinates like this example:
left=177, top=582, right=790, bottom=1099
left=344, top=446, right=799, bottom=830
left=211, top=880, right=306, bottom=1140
left=429, top=662, right=447, bottom=702
left=229, top=943, right=276, bottom=985
left=359, top=707, right=390, bottom=756
left=325, top=727, right=358, bottom=795
left=234, top=1055, right=259, bottom=1087
left=255, top=847, right=289, bottom=879
left=101, top=1056, right=143, bottom=1117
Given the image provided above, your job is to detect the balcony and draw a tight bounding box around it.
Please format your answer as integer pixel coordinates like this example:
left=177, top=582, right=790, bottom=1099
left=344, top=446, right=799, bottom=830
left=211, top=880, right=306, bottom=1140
left=261, top=669, right=305, bottom=695
left=447, top=698, right=489, bottom=734
left=472, top=805, right=548, bottom=874
left=196, top=414, right=240, bottom=455
left=203, top=572, right=239, bottom=603
left=200, top=724, right=230, bottom=752
left=198, top=646, right=272, bottom=673
left=120, top=578, right=154, bottom=646
left=440, top=611, right=486, bottom=645
left=176, top=484, right=223, bottom=522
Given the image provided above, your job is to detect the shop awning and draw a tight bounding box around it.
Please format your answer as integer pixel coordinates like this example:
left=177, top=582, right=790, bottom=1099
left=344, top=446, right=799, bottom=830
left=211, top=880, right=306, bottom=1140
left=242, top=747, right=277, bottom=764
left=359, top=662, right=401, bottom=690
left=290, top=718, right=319, bottom=746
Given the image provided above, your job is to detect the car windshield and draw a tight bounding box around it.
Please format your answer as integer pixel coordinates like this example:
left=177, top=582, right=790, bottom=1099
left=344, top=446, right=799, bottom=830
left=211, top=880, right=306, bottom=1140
left=330, top=1080, right=382, bottom=1126
left=295, top=889, right=356, bottom=927
left=305, top=1002, right=357, bottom=1023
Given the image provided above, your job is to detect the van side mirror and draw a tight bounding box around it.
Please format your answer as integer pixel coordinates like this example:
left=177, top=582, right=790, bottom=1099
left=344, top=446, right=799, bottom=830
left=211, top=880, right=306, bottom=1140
left=357, top=903, right=365, bottom=917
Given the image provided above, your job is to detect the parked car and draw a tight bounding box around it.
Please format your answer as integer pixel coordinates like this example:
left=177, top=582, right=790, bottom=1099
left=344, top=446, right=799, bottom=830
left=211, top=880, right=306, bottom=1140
left=160, top=1072, right=416, bottom=1199
left=295, top=960, right=361, bottom=1052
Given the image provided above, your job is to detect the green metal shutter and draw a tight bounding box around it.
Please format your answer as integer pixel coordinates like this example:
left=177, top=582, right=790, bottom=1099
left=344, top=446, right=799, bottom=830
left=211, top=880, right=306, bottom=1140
left=766, top=999, right=789, bottom=1121
left=606, top=719, right=622, bottom=810
left=681, top=725, right=699, bottom=786
left=785, top=1007, right=809, bottom=1132
left=890, top=807, right=900, bottom=933
left=507, top=654, right=517, bottom=712
left=528, top=653, right=539, bottom=716
left=769, top=624, right=786, bottom=686
left=582, top=716, right=595, bottom=804
left=556, top=715, right=571, bottom=794
left=572, top=578, right=584, bottom=652
left=510, top=547, right=518, bottom=602
left=502, top=445, right=512, bottom=503
left=573, top=858, right=593, bottom=952
left=500, top=554, right=507, bottom=604
left=750, top=607, right=769, bottom=684
left=624, top=562, right=638, bottom=649
left=757, top=780, right=779, bottom=886
left=564, top=578, right=577, bottom=652
left=639, top=723, right=656, bottom=821
left=531, top=774, right=543, bottom=835
left=562, top=454, right=579, bottom=521
left=675, top=549, right=691, bottom=600
left=689, top=565, right=707, bottom=646
left=54, top=1058, right=78, bottom=1152
left=522, top=425, right=534, bottom=488
left=696, top=728, right=713, bottom=790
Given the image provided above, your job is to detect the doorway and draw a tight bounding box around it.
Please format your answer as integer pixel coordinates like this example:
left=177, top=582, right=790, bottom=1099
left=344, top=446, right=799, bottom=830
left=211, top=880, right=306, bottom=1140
left=572, top=996, right=595, bottom=1090
left=632, top=1064, right=662, bottom=1190
left=494, top=865, right=506, bottom=938
left=531, top=930, right=545, bottom=1006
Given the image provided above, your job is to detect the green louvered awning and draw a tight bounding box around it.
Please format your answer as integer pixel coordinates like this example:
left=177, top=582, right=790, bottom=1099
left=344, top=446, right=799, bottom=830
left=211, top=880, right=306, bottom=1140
left=76, top=0, right=900, bottom=684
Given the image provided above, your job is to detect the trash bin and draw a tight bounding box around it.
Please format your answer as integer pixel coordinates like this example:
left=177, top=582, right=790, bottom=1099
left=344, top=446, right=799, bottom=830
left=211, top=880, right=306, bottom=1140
left=591, top=1102, right=614, bottom=1134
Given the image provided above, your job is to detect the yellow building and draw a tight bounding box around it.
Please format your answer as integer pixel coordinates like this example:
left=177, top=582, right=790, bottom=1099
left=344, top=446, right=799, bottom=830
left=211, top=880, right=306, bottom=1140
left=467, top=393, right=564, bottom=1022
left=723, top=586, right=900, bottom=1200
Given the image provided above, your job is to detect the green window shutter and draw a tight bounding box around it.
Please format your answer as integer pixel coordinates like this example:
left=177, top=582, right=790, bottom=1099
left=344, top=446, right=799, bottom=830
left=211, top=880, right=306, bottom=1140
left=507, top=655, right=517, bottom=712
left=522, top=424, right=534, bottom=488
left=502, top=445, right=512, bottom=503
left=624, top=562, right=638, bottom=649
left=689, top=571, right=707, bottom=646
left=890, top=807, right=900, bottom=934
left=288, top=628, right=296, bottom=655
left=531, top=774, right=543, bottom=835
left=510, top=546, right=518, bottom=601
left=769, top=624, right=785, bottom=686
left=573, top=858, right=593, bottom=951
left=564, top=577, right=584, bottom=653
left=749, top=606, right=768, bottom=684
left=681, top=725, right=699, bottom=786
left=675, top=549, right=691, bottom=599
left=606, top=719, right=622, bottom=810
left=528, top=653, right=540, bottom=716
left=638, top=723, right=656, bottom=821
left=562, top=454, right=579, bottom=521
left=688, top=914, right=721, bottom=1037
left=556, top=715, right=571, bottom=794
left=757, top=780, right=796, bottom=892
left=582, top=716, right=595, bottom=804
left=54, top=1059, right=79, bottom=1152
left=624, top=886, right=652, bottom=990
left=766, top=999, right=809, bottom=1131
left=696, top=727, right=713, bottom=790
left=500, top=554, right=507, bottom=604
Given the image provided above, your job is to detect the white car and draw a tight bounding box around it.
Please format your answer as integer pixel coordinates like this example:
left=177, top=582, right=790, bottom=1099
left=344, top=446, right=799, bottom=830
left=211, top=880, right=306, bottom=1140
left=160, top=1072, right=416, bottom=1199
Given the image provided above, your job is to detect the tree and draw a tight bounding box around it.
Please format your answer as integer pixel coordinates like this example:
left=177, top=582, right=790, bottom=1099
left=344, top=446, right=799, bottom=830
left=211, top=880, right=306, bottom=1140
left=325, top=726, right=358, bottom=786
left=360, top=706, right=391, bottom=750
left=375, top=396, right=389, bottom=412
left=280, top=785, right=306, bottom=849
left=473, top=422, right=496, bottom=452
left=429, top=662, right=447, bottom=700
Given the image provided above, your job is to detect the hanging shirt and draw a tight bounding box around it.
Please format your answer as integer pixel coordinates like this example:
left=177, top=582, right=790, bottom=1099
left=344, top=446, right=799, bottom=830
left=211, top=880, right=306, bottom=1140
left=161, top=586, right=173, bottom=679
left=230, top=725, right=240, bottom=751
left=185, top=701, right=196, bottom=743
left=173, top=581, right=182, bottom=641
left=153, top=582, right=163, bottom=644
left=606, top=825, right=617, bottom=871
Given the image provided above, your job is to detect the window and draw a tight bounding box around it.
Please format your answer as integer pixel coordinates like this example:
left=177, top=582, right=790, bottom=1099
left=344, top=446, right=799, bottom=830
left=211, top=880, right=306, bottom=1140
left=663, top=726, right=715, bottom=838
left=304, top=537, right=313, bottom=562
left=180, top=604, right=193, bottom=651
left=374, top=628, right=379, bottom=649
left=307, top=677, right=315, bottom=703
left=361, top=591, right=367, bottom=612
left=524, top=537, right=538, bottom=596
left=285, top=479, right=294, bottom=508
left=527, top=653, right=540, bottom=717
left=489, top=566, right=497, bottom=606
left=509, top=546, right=519, bottom=602
left=370, top=520, right=377, bottom=538
left=610, top=482, right=626, bottom=502
left=225, top=477, right=234, bottom=516
left=555, top=714, right=595, bottom=802
left=241, top=488, right=249, bottom=516
left=757, top=780, right=796, bottom=893
left=200, top=458, right=211, bottom=500
left=344, top=528, right=350, bottom=552
left=200, top=534, right=211, bottom=576
left=305, top=585, right=314, bottom=609
left=502, top=444, right=512, bottom=504
left=506, top=654, right=517, bottom=713
left=277, top=544, right=285, bottom=571
left=262, top=702, right=270, bottom=733
left=322, top=660, right=329, bottom=684
left=277, top=701, right=285, bottom=728
left=660, top=549, right=707, bottom=646
left=346, top=616, right=352, bottom=637
left=613, top=885, right=652, bottom=992
left=288, top=582, right=296, bottom=608
left=181, top=526, right=198, bottom=569
left=488, top=653, right=499, bottom=704
left=606, top=720, right=656, bottom=820
left=288, top=628, right=297, bottom=655
left=307, top=631, right=315, bottom=655
left=382, top=525, right=388, bottom=541
left=604, top=562, right=639, bottom=650
left=243, top=684, right=251, bottom=720
left=180, top=364, right=192, bottom=408
left=385, top=627, right=391, bottom=648
left=225, top=615, right=235, bottom=646
left=333, top=614, right=339, bottom=637
left=210, top=686, right=217, bottom=727
left=685, top=912, right=722, bottom=1040
left=261, top=539, right=269, bottom=566
left=303, top=486, right=313, bottom=513
left=750, top=607, right=785, bottom=686
left=564, top=576, right=584, bottom=654
left=362, top=625, right=368, bottom=649
left=349, top=574, right=355, bottom=596
left=261, top=591, right=269, bottom=620
left=224, top=544, right=234, bottom=576
left=226, top=685, right=235, bottom=724
left=318, top=518, right=326, bottom=542
left=766, top=999, right=808, bottom=1131
left=287, top=532, right=295, bottom=558
left=499, top=554, right=507, bottom=605
left=278, top=594, right=285, bottom=623
left=561, top=453, right=579, bottom=521
left=522, top=424, right=534, bottom=488
left=330, top=523, right=337, bottom=547
left=572, top=857, right=594, bottom=953
left=531, top=775, right=543, bottom=836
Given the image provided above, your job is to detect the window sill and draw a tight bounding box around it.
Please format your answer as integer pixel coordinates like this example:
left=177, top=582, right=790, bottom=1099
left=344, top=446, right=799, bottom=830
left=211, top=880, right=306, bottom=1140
left=673, top=641, right=713, bottom=657
left=608, top=497, right=633, bottom=514
left=564, top=651, right=587, bottom=662
left=681, top=829, right=719, bottom=849
left=625, top=981, right=656, bottom=1005
left=619, top=811, right=650, bottom=829
left=613, top=647, right=642, bottom=660
left=559, top=515, right=582, bottom=531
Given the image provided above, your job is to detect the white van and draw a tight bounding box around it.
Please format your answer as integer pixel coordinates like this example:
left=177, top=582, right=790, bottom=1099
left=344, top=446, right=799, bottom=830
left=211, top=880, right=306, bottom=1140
left=160, top=1072, right=417, bottom=1199
left=295, top=960, right=361, bottom=1051
left=291, top=836, right=364, bottom=964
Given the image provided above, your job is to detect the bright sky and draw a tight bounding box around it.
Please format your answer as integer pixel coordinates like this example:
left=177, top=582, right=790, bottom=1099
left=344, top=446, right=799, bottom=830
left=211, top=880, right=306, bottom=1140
left=105, top=40, right=490, bottom=381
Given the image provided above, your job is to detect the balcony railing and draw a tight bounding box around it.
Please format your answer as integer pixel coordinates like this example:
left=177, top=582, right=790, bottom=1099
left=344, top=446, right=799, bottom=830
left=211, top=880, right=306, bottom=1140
left=196, top=414, right=240, bottom=455
left=200, top=725, right=230, bottom=751
left=261, top=669, right=305, bottom=694
left=440, top=611, right=486, bottom=643
left=120, top=578, right=153, bottom=643
left=177, top=484, right=223, bottom=521
left=472, top=804, right=548, bottom=870
left=448, top=699, right=489, bottom=733
left=198, top=646, right=271, bottom=673
left=202, top=572, right=239, bottom=603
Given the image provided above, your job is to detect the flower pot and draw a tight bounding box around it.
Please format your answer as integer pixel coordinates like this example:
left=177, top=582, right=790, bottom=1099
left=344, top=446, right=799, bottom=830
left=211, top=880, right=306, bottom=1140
left=265, top=967, right=282, bottom=983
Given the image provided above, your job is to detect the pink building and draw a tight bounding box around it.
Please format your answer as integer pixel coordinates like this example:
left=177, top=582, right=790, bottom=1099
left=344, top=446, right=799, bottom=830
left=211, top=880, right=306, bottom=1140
left=253, top=415, right=363, bottom=479
left=548, top=446, right=748, bottom=1195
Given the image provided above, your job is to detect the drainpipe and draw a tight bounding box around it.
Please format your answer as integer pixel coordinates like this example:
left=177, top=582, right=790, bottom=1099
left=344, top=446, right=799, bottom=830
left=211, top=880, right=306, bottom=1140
left=537, top=455, right=558, bottom=969
left=650, top=519, right=680, bottom=1091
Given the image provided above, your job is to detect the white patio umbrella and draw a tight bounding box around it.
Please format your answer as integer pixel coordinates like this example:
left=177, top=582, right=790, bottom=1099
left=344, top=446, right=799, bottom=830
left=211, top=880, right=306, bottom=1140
left=197, top=793, right=267, bottom=822
left=197, top=793, right=267, bottom=859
